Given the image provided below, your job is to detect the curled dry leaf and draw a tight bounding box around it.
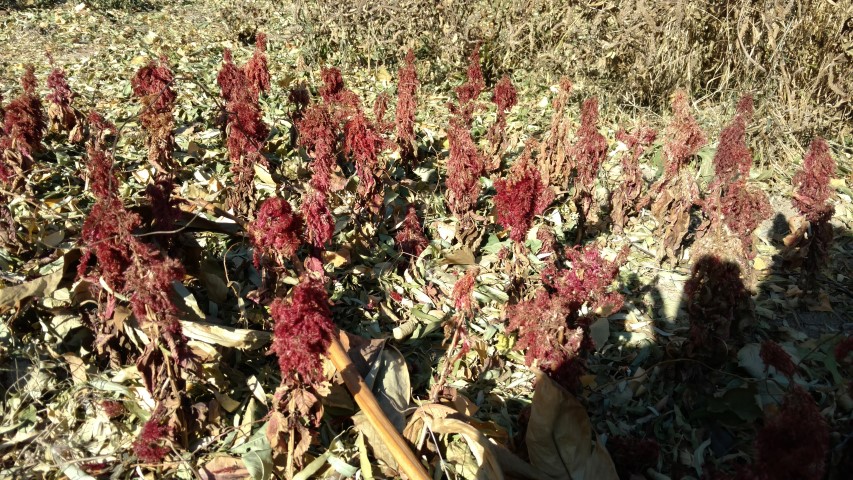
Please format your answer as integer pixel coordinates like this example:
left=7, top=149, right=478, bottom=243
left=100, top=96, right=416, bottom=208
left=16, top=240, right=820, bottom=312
left=526, top=373, right=618, bottom=480
left=200, top=455, right=252, bottom=480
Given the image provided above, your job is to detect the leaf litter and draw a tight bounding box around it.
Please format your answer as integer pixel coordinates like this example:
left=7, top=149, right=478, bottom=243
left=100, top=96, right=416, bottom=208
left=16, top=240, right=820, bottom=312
left=0, top=2, right=851, bottom=480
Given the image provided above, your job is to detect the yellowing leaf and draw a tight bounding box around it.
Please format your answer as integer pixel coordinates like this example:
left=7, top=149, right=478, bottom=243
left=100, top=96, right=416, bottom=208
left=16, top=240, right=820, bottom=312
left=375, top=67, right=392, bottom=83
left=322, top=248, right=351, bottom=268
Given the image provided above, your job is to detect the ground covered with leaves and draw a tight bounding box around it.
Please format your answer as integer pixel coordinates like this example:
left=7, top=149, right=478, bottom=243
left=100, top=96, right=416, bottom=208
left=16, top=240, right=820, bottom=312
left=1, top=2, right=852, bottom=480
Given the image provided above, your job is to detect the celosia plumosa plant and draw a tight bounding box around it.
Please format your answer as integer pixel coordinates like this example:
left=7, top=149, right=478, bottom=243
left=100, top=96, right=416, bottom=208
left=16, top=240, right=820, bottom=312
left=344, top=107, right=385, bottom=210
left=132, top=57, right=177, bottom=174
left=45, top=65, right=82, bottom=143
left=507, top=245, right=627, bottom=391
left=571, top=97, right=608, bottom=236
left=445, top=120, right=485, bottom=218
left=249, top=196, right=305, bottom=267
left=301, top=187, right=335, bottom=249
left=789, top=137, right=836, bottom=289
left=1, top=65, right=46, bottom=187
left=217, top=48, right=270, bottom=215
left=269, top=273, right=335, bottom=386
left=453, top=46, right=485, bottom=125
left=493, top=144, right=553, bottom=242
left=244, top=32, right=271, bottom=100
left=395, top=49, right=418, bottom=162
left=695, top=97, right=770, bottom=273
left=646, top=90, right=706, bottom=263
left=395, top=204, right=429, bottom=266
left=611, top=126, right=657, bottom=233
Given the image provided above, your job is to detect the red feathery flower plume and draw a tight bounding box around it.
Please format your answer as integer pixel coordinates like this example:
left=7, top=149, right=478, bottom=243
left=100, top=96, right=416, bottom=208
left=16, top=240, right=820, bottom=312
left=269, top=274, right=335, bottom=386
left=86, top=111, right=119, bottom=200
left=84, top=112, right=119, bottom=200
left=571, top=97, right=607, bottom=226
left=494, top=144, right=553, bottom=242
left=455, top=46, right=485, bottom=117
left=132, top=414, right=171, bottom=463
left=445, top=120, right=485, bottom=217
left=663, top=90, right=706, bottom=178
left=217, top=50, right=243, bottom=103
left=132, top=57, right=176, bottom=114
left=344, top=107, right=385, bottom=206
left=692, top=96, right=769, bottom=275
left=492, top=75, right=518, bottom=114
left=2, top=65, right=46, bottom=162
left=713, top=96, right=753, bottom=184
left=77, top=196, right=140, bottom=290
left=249, top=196, right=304, bottom=266
left=395, top=204, right=429, bottom=263
left=372, top=93, right=393, bottom=135
left=789, top=138, right=836, bottom=289
left=720, top=182, right=771, bottom=257
left=754, top=386, right=829, bottom=480
left=302, top=188, right=335, bottom=249
left=217, top=49, right=270, bottom=213
left=45, top=66, right=82, bottom=142
left=298, top=103, right=338, bottom=193
left=644, top=91, right=706, bottom=264
left=793, top=138, right=835, bottom=223
left=319, top=67, right=360, bottom=112
left=395, top=49, right=418, bottom=161
left=132, top=57, right=177, bottom=173
left=126, top=248, right=185, bottom=324
left=508, top=245, right=627, bottom=391
left=452, top=267, right=478, bottom=314
left=244, top=32, right=271, bottom=99
left=760, top=341, right=796, bottom=378
left=320, top=68, right=344, bottom=103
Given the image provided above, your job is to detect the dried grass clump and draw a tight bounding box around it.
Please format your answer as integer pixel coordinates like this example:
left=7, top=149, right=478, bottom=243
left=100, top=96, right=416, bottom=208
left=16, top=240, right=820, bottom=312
left=295, top=0, right=850, bottom=158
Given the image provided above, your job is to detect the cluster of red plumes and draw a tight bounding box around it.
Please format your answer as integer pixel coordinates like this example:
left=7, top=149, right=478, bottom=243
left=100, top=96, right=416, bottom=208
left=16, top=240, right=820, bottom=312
left=0, top=66, right=46, bottom=185
left=217, top=35, right=271, bottom=213
left=249, top=196, right=304, bottom=267
left=507, top=245, right=627, bottom=391
left=75, top=109, right=193, bottom=463
left=46, top=65, right=82, bottom=142
left=395, top=49, right=418, bottom=161
left=703, top=96, right=770, bottom=260
left=494, top=145, right=552, bottom=242
left=269, top=274, right=335, bottom=386
left=132, top=57, right=177, bottom=173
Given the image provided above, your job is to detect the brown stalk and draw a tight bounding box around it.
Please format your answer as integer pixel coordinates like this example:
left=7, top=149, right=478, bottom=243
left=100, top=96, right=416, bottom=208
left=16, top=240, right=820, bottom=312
left=327, top=334, right=430, bottom=480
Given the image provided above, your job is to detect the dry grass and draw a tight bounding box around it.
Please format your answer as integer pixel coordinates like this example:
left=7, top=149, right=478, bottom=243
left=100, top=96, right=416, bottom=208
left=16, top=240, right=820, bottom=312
left=294, top=0, right=852, bottom=164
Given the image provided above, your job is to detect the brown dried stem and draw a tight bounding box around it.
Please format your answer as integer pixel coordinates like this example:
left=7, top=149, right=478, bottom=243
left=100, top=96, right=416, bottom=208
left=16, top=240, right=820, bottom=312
left=327, top=334, right=429, bottom=480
